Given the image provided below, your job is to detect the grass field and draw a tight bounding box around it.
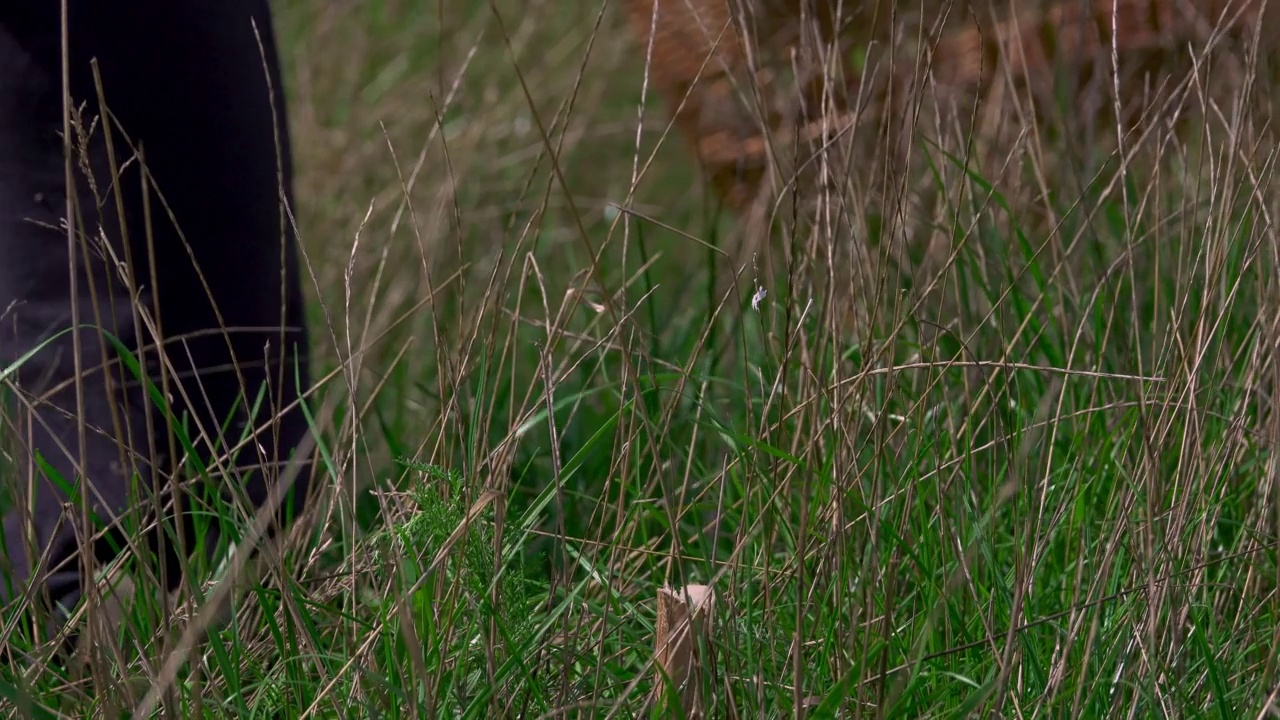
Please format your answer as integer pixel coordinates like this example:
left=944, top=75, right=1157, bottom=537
left=5, top=0, right=1280, bottom=717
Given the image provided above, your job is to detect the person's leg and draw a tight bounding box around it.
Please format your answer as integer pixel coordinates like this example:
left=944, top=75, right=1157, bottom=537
left=75, top=0, right=315, bottom=554
left=0, top=0, right=313, bottom=641
left=0, top=9, right=151, bottom=638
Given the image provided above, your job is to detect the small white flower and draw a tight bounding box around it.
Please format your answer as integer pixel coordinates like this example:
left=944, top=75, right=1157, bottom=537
left=751, top=286, right=767, bottom=311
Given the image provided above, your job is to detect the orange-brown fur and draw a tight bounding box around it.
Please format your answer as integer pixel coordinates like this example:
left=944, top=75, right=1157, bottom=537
left=626, top=0, right=1280, bottom=211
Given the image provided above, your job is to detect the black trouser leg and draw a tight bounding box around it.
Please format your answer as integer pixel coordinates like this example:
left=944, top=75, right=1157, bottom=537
left=0, top=1, right=313, bottom=638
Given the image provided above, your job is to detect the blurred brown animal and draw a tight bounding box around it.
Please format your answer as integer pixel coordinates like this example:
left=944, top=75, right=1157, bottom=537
left=626, top=0, right=1280, bottom=212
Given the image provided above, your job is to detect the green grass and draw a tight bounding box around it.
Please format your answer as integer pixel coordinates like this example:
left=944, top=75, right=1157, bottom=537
left=3, top=0, right=1280, bottom=717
